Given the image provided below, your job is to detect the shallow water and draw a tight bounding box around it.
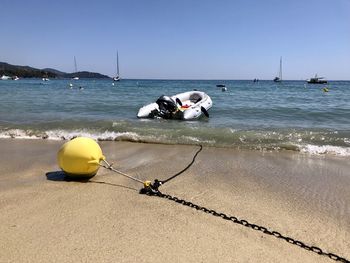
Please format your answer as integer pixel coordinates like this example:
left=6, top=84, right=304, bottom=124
left=0, top=78, right=349, bottom=155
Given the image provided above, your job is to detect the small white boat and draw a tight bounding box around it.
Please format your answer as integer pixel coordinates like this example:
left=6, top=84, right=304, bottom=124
left=137, top=90, right=212, bottom=120
left=1, top=75, right=11, bottom=80
left=42, top=77, right=49, bottom=81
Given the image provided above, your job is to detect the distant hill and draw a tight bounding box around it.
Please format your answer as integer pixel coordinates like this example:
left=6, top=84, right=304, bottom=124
left=63, top=71, right=110, bottom=79
left=41, top=68, right=66, bottom=76
left=0, top=62, right=56, bottom=78
left=1, top=62, right=110, bottom=79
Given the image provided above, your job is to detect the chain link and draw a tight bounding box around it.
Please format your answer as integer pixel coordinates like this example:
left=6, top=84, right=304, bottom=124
left=148, top=191, right=349, bottom=263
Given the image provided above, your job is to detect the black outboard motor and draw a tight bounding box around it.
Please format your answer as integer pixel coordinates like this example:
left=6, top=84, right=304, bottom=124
left=156, top=95, right=177, bottom=119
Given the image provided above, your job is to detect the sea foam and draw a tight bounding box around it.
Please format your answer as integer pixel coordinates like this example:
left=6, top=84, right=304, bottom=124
left=1, top=128, right=350, bottom=157
left=299, top=144, right=350, bottom=156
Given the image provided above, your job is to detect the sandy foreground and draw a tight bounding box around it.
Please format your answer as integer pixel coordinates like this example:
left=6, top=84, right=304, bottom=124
left=0, top=139, right=349, bottom=263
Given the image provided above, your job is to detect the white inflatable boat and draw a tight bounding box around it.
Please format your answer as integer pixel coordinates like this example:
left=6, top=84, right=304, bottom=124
left=137, top=91, right=213, bottom=120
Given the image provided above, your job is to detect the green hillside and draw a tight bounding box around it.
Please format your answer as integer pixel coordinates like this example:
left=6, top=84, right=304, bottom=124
left=0, top=62, right=110, bottom=79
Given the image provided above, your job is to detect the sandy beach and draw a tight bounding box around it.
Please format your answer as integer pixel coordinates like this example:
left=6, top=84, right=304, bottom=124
left=0, top=139, right=349, bottom=262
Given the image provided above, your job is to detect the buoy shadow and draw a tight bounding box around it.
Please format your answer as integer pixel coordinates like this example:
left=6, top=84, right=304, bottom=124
left=45, top=171, right=90, bottom=182
left=45, top=171, right=138, bottom=191
left=46, top=171, right=68, bottom=181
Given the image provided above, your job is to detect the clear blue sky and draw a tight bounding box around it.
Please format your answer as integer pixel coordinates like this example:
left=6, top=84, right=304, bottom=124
left=1, top=0, right=349, bottom=80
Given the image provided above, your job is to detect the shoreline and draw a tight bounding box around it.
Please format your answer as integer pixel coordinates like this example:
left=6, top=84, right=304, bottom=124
left=1, top=134, right=350, bottom=157
left=0, top=139, right=349, bottom=262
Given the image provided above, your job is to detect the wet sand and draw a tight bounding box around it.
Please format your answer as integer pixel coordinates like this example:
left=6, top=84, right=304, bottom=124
left=0, top=139, right=349, bottom=262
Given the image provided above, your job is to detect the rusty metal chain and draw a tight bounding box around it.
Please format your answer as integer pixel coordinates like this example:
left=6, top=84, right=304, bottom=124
left=145, top=190, right=349, bottom=263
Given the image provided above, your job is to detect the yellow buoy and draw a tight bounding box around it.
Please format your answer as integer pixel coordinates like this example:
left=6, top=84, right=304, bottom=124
left=323, top=87, right=329, bottom=92
left=57, top=137, right=105, bottom=179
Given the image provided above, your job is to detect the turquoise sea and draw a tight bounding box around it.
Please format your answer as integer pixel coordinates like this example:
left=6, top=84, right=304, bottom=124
left=0, top=79, right=349, bottom=156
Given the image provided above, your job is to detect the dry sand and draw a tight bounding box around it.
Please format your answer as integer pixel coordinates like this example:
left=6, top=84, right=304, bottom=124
left=0, top=139, right=349, bottom=262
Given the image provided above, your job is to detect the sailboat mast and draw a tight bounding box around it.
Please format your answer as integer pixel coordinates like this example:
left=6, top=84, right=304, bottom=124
left=280, top=57, right=283, bottom=80
left=116, top=51, right=119, bottom=76
left=74, top=56, right=78, bottom=73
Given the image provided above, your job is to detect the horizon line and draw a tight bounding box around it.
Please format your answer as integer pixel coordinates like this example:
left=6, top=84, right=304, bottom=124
left=1, top=61, right=349, bottom=82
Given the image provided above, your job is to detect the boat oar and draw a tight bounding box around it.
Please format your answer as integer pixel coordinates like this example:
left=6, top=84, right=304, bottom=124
left=201, top=106, right=209, bottom=118
left=175, top=98, right=182, bottom=107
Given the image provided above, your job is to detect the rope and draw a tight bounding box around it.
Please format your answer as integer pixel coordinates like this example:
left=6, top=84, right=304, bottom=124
left=161, top=144, right=203, bottom=184
left=100, top=159, right=144, bottom=184
left=100, top=144, right=202, bottom=190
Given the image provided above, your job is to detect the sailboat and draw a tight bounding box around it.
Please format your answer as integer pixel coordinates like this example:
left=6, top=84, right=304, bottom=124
left=273, top=57, right=282, bottom=82
left=113, top=51, right=120, bottom=81
left=72, top=56, right=79, bottom=80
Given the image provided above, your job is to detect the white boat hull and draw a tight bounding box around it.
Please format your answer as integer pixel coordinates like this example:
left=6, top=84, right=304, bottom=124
left=1, top=75, right=11, bottom=80
left=137, top=91, right=212, bottom=120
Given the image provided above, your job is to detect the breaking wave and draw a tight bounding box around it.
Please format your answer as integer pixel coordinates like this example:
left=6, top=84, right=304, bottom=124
left=1, top=127, right=349, bottom=156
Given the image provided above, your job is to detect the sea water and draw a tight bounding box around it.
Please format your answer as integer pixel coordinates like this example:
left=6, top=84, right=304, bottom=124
left=0, top=79, right=349, bottom=156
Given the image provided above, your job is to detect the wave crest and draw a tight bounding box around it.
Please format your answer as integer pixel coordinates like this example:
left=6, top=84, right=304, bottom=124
left=0, top=128, right=349, bottom=156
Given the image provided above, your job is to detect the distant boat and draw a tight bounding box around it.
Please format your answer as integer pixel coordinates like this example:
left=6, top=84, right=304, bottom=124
left=113, top=52, right=120, bottom=81
left=42, top=72, right=49, bottom=81
left=12, top=76, right=19, bottom=80
left=1, top=75, right=11, bottom=80
left=307, top=74, right=328, bottom=84
left=273, top=57, right=282, bottom=82
left=72, top=56, right=79, bottom=80
left=216, top=84, right=227, bottom=91
left=113, top=51, right=120, bottom=81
